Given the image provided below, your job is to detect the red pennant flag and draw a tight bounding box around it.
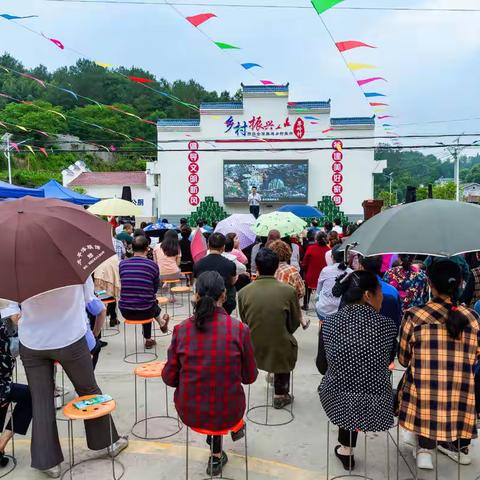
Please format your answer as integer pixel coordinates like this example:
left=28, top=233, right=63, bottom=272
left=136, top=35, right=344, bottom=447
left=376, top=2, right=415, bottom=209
left=39, top=147, right=48, bottom=157
left=186, top=13, right=216, bottom=27
left=369, top=102, right=389, bottom=106
left=336, top=40, right=375, bottom=52
left=322, top=128, right=333, bottom=133
left=128, top=76, right=154, bottom=84
left=378, top=115, right=394, bottom=119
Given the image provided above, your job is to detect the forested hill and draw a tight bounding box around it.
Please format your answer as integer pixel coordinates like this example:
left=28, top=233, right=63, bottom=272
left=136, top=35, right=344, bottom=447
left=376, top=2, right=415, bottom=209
left=1, top=53, right=479, bottom=194
left=0, top=53, right=238, bottom=185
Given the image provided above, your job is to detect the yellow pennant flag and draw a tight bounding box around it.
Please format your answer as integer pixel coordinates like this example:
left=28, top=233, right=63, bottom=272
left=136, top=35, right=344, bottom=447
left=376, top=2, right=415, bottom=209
left=274, top=92, right=288, bottom=97
left=26, top=145, right=35, bottom=155
left=15, top=124, right=29, bottom=132
left=95, top=61, right=113, bottom=69
left=347, top=63, right=377, bottom=71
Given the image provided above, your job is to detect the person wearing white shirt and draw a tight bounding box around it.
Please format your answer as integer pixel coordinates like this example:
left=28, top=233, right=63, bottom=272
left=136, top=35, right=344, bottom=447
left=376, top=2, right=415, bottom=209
left=17, top=277, right=127, bottom=478
left=332, top=218, right=343, bottom=235
left=248, top=186, right=261, bottom=219
left=315, top=246, right=352, bottom=320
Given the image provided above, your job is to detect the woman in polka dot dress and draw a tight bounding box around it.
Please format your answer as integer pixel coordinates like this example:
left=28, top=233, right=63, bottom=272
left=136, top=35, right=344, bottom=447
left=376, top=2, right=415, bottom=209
left=316, top=271, right=398, bottom=471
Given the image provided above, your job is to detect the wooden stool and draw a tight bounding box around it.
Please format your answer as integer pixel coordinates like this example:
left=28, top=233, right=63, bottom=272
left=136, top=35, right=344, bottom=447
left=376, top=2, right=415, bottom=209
left=171, top=286, right=193, bottom=318
left=131, top=362, right=182, bottom=440
left=246, top=371, right=294, bottom=426
left=123, top=319, right=158, bottom=364
left=186, top=419, right=248, bottom=480
left=101, top=298, right=120, bottom=337
left=62, top=395, right=124, bottom=480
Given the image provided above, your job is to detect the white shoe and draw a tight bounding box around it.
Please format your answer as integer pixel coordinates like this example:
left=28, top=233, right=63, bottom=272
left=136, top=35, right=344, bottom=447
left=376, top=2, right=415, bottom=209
left=437, top=444, right=472, bottom=465
left=107, top=435, right=129, bottom=457
left=40, top=465, right=61, bottom=478
left=413, top=448, right=434, bottom=470
left=402, top=429, right=417, bottom=448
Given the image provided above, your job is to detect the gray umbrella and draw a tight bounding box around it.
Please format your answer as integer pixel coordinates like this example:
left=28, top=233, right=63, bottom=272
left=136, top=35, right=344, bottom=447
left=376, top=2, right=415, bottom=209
left=343, top=199, right=480, bottom=257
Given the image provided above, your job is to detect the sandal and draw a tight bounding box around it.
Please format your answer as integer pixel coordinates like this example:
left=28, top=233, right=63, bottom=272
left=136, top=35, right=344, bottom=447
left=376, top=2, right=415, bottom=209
left=160, top=314, right=170, bottom=334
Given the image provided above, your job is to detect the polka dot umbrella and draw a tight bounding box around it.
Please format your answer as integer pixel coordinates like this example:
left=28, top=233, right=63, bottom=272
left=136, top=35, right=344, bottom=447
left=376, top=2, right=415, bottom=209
left=253, top=211, right=307, bottom=238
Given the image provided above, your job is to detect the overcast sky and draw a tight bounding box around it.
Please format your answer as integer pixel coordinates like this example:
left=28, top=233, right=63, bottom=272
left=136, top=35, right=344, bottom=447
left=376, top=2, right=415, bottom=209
left=0, top=0, right=479, bottom=153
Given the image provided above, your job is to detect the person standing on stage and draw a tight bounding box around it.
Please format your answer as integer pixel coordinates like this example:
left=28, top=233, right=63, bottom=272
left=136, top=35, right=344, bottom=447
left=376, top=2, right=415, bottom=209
left=248, top=186, right=261, bottom=219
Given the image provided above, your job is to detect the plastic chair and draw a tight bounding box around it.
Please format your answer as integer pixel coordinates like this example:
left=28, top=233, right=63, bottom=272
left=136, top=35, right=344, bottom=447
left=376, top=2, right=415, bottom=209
left=246, top=371, right=294, bottom=426
left=170, top=286, right=193, bottom=318
left=123, top=319, right=158, bottom=364
left=0, top=403, right=17, bottom=479
left=186, top=419, right=248, bottom=480
left=131, top=362, right=182, bottom=440
left=101, top=298, right=120, bottom=337
left=62, top=395, right=124, bottom=480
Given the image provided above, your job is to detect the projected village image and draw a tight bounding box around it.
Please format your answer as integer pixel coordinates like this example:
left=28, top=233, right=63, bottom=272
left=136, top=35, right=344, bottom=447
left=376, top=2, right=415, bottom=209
left=224, top=161, right=308, bottom=203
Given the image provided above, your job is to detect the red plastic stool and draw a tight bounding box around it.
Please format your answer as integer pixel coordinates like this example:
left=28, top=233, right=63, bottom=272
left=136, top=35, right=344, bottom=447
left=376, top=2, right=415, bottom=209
left=185, top=419, right=248, bottom=480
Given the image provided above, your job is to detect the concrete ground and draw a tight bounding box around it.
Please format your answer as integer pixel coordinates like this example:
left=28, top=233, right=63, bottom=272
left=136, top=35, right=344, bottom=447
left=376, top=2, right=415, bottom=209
left=11, top=297, right=480, bottom=480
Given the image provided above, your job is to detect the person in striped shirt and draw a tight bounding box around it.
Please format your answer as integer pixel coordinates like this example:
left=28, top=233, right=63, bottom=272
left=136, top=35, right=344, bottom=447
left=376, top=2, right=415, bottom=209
left=119, top=236, right=169, bottom=349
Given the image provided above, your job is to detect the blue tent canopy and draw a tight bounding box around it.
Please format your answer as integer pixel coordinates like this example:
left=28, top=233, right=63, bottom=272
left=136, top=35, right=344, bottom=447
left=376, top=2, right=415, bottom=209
left=277, top=204, right=324, bottom=218
left=38, top=180, right=99, bottom=206
left=0, top=180, right=44, bottom=199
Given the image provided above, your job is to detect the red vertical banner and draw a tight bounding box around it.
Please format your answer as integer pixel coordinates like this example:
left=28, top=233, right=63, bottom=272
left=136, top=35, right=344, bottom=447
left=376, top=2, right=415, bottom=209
left=188, top=141, right=200, bottom=206
left=331, top=140, right=343, bottom=206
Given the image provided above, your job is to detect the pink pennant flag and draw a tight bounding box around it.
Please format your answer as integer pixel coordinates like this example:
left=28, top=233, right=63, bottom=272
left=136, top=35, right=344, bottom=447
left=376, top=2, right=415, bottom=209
left=186, top=13, right=216, bottom=27
left=369, top=102, right=389, bottom=106
left=9, top=142, right=19, bottom=152
left=336, top=40, right=375, bottom=52
left=378, top=115, right=394, bottom=119
left=37, top=130, right=49, bottom=137
left=357, top=77, right=387, bottom=87
left=110, top=144, right=117, bottom=152
left=20, top=73, right=45, bottom=88
left=190, top=227, right=208, bottom=263
left=39, top=147, right=48, bottom=157
left=42, top=33, right=64, bottom=49
left=260, top=80, right=274, bottom=85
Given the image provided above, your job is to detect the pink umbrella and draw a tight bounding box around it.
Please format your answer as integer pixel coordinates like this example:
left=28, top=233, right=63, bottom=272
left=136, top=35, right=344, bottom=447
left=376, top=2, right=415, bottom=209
left=190, top=227, right=207, bottom=262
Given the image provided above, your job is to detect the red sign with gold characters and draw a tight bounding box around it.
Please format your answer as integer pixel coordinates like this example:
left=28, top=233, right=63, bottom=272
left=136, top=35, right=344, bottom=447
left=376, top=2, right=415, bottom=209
left=188, top=141, right=200, bottom=206
left=331, top=139, right=343, bottom=206
left=293, top=118, right=305, bottom=139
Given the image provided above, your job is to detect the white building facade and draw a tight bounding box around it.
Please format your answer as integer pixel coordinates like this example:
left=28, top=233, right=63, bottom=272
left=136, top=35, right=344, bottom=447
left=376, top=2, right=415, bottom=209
left=147, top=84, right=383, bottom=219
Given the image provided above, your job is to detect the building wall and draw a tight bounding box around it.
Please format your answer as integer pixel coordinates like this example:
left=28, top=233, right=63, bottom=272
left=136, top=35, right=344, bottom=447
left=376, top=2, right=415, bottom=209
left=75, top=184, right=154, bottom=219
left=148, top=89, right=377, bottom=219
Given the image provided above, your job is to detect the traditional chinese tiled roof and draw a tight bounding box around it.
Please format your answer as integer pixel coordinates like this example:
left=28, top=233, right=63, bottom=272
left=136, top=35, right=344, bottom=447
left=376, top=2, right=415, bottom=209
left=242, top=85, right=289, bottom=93
left=288, top=101, right=331, bottom=109
left=68, top=171, right=146, bottom=186
left=330, top=116, right=375, bottom=126
left=157, top=119, right=200, bottom=126
left=200, top=102, right=243, bottom=109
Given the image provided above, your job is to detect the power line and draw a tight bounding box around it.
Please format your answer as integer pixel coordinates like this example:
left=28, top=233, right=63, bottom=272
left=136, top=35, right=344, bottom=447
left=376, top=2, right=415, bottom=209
left=45, top=0, right=480, bottom=12
left=7, top=143, right=480, bottom=154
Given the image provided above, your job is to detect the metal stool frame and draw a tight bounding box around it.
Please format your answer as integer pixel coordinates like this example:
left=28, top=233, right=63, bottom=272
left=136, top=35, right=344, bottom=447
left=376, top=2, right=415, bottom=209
left=55, top=363, right=69, bottom=422
left=185, top=422, right=248, bottom=480
left=325, top=421, right=389, bottom=480
left=171, top=287, right=193, bottom=319
left=154, top=297, right=172, bottom=338
left=246, top=371, right=294, bottom=426
left=0, top=403, right=17, bottom=479
left=102, top=299, right=120, bottom=338
left=62, top=405, right=124, bottom=480
left=131, top=370, right=183, bottom=440
left=388, top=422, right=467, bottom=480
left=123, top=320, right=158, bottom=364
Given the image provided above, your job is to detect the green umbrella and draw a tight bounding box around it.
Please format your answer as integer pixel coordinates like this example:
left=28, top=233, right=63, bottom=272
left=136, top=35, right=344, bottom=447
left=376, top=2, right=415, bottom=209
left=253, top=211, right=307, bottom=237
left=343, top=199, right=480, bottom=257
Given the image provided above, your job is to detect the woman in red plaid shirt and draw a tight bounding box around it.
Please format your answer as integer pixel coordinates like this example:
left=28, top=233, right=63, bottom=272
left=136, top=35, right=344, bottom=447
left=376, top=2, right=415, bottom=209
left=162, top=271, right=258, bottom=476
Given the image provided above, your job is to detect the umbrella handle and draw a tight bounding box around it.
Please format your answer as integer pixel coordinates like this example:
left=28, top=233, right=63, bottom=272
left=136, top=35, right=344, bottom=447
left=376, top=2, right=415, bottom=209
left=344, top=242, right=358, bottom=264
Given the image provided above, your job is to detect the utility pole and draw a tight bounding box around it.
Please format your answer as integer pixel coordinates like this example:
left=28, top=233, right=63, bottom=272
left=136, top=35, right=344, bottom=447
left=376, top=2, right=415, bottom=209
left=2, top=133, right=12, bottom=184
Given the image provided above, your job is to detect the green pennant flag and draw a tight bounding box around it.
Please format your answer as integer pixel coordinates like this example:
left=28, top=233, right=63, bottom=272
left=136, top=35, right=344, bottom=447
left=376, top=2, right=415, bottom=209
left=214, top=42, right=240, bottom=50
left=311, top=0, right=344, bottom=14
